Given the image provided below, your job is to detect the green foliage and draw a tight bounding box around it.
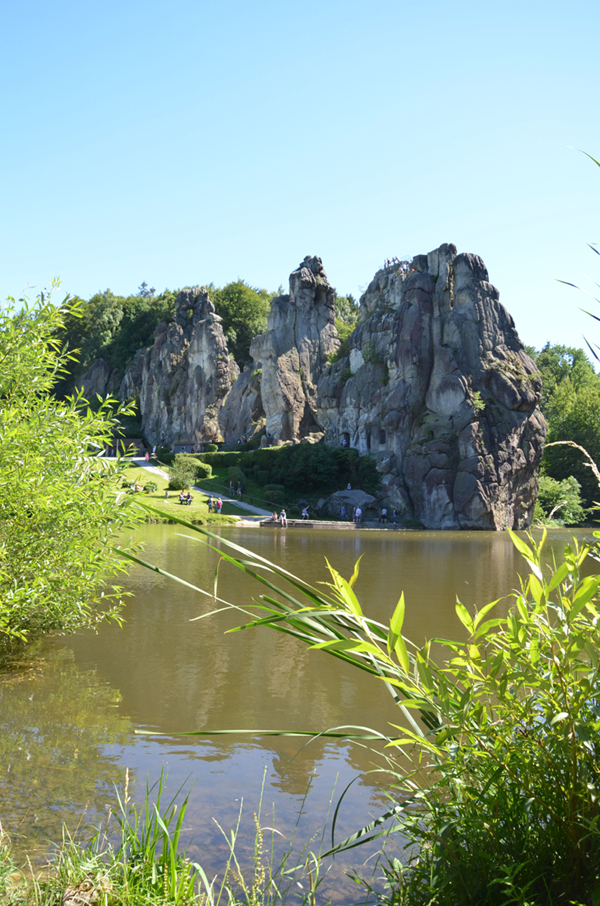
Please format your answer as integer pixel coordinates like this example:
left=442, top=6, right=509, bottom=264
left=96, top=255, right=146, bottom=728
left=204, top=443, right=219, bottom=453
left=168, top=453, right=199, bottom=490
left=143, top=481, right=158, bottom=494
left=362, top=339, right=381, bottom=365
left=335, top=293, right=359, bottom=329
left=534, top=474, right=587, bottom=525
left=528, top=343, right=600, bottom=508
left=55, top=287, right=178, bottom=393
left=472, top=389, right=485, bottom=412
left=195, top=461, right=212, bottom=481
left=152, top=522, right=600, bottom=905
left=0, top=288, right=140, bottom=645
left=199, top=445, right=379, bottom=496
left=328, top=334, right=350, bottom=364
left=209, top=280, right=273, bottom=366
left=227, top=466, right=246, bottom=486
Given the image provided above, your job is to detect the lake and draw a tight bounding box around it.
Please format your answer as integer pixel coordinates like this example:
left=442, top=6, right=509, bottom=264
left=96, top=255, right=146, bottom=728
left=0, top=524, right=591, bottom=902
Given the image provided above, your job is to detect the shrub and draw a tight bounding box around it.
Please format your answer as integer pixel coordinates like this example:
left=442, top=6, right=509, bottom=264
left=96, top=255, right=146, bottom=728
left=143, top=481, right=158, bottom=494
left=264, top=483, right=284, bottom=492
left=168, top=453, right=198, bottom=490
left=156, top=446, right=174, bottom=464
left=195, top=461, right=212, bottom=481
left=264, top=489, right=285, bottom=505
left=204, top=443, right=218, bottom=452
left=227, top=466, right=246, bottom=486
left=152, top=525, right=600, bottom=905
left=534, top=473, right=586, bottom=525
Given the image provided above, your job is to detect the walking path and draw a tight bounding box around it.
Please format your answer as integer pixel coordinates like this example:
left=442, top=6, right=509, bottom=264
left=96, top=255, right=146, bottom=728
left=130, top=459, right=272, bottom=519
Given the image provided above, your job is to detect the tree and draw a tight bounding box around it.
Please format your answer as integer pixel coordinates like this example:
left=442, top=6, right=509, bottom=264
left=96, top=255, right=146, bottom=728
left=0, top=287, right=140, bottom=647
left=527, top=343, right=600, bottom=508
left=209, top=280, right=272, bottom=366
left=534, top=474, right=587, bottom=525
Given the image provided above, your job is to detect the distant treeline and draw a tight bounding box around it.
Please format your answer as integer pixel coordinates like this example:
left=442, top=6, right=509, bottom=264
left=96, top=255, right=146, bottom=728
left=56, top=280, right=359, bottom=393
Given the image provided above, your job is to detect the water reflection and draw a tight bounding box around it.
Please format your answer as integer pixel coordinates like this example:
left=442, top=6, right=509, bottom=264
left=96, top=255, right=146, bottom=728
left=0, top=525, right=592, bottom=900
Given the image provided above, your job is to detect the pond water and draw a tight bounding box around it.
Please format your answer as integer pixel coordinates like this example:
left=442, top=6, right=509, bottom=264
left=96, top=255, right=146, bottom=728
left=0, top=525, right=592, bottom=902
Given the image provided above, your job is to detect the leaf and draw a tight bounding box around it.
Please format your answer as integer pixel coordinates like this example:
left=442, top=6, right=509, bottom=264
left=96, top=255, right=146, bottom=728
left=550, top=712, right=570, bottom=726
left=473, top=599, right=499, bottom=630
left=547, top=561, right=570, bottom=593
left=394, top=635, right=410, bottom=675
left=572, top=576, right=600, bottom=618
left=387, top=592, right=405, bottom=655
left=455, top=601, right=474, bottom=634
left=508, top=529, right=535, bottom=562
left=347, top=555, right=363, bottom=589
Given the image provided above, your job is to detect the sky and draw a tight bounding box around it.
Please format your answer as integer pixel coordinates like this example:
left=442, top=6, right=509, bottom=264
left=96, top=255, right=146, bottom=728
left=1, top=0, right=599, bottom=351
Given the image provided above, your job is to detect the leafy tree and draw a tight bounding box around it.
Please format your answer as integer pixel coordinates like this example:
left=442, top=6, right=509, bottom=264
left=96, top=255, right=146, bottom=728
left=533, top=474, right=587, bottom=525
left=335, top=292, right=360, bottom=345
left=528, top=343, right=600, bottom=508
left=55, top=288, right=178, bottom=394
left=208, top=280, right=273, bottom=366
left=0, top=288, right=140, bottom=647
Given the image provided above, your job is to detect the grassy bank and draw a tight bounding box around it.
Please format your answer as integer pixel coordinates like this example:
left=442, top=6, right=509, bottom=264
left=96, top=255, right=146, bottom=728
left=120, top=465, right=243, bottom=524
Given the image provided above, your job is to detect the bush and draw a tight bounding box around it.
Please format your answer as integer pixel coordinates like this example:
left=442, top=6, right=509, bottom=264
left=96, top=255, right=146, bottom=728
left=227, top=466, right=246, bottom=486
left=168, top=453, right=198, bottom=490
left=204, top=443, right=219, bottom=452
left=156, top=446, right=174, bottom=465
left=534, top=473, right=587, bottom=525
left=195, top=461, right=212, bottom=481
left=143, top=481, right=158, bottom=494
left=264, top=483, right=284, bottom=492
left=161, top=527, right=600, bottom=905
left=264, top=489, right=285, bottom=505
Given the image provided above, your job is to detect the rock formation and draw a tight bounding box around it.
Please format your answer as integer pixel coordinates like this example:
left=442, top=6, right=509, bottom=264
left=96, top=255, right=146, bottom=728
left=77, top=357, right=120, bottom=398
left=120, top=287, right=236, bottom=447
left=247, top=256, right=339, bottom=442
left=101, top=245, right=546, bottom=530
left=316, top=244, right=546, bottom=529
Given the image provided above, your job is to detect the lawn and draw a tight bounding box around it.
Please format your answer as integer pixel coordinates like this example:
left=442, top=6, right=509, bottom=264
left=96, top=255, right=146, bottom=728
left=120, top=464, right=246, bottom=523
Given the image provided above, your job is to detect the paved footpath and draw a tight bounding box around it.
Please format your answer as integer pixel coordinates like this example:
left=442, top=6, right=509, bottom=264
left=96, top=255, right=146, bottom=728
left=130, top=459, right=272, bottom=520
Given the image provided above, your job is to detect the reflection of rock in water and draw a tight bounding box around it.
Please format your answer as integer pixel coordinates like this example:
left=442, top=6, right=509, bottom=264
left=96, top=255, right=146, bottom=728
left=0, top=645, right=132, bottom=862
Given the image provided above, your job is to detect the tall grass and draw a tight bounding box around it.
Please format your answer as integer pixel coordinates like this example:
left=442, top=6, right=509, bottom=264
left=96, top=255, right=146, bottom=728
left=0, top=768, right=331, bottom=906
left=123, top=504, right=600, bottom=904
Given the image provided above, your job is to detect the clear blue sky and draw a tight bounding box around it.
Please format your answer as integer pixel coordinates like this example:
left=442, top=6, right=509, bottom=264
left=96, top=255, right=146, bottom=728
left=1, top=0, right=599, bottom=351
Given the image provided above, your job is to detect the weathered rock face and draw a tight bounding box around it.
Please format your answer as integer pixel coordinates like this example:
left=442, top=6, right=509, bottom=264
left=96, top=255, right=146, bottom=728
left=77, top=357, right=120, bottom=398
left=316, top=244, right=547, bottom=530
left=218, top=366, right=265, bottom=443
left=249, top=256, right=339, bottom=442
left=121, top=288, right=236, bottom=447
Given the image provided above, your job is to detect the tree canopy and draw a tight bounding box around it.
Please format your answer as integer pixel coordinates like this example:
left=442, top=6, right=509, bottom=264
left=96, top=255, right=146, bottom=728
left=208, top=280, right=273, bottom=366
left=528, top=342, right=600, bottom=510
left=0, top=288, right=140, bottom=648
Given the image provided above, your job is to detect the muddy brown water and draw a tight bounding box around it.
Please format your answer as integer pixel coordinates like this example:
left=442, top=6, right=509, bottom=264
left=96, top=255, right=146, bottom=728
left=0, top=525, right=592, bottom=902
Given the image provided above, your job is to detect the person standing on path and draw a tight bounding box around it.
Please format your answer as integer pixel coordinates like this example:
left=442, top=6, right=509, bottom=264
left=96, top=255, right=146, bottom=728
left=355, top=506, right=362, bottom=523
left=208, top=495, right=213, bottom=512
left=145, top=450, right=150, bottom=463
left=237, top=481, right=242, bottom=498
left=340, top=504, right=346, bottom=521
left=216, top=497, right=223, bottom=514
left=229, top=481, right=234, bottom=497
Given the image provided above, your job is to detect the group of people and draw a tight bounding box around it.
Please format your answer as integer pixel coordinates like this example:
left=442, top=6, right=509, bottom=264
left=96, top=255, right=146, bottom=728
left=178, top=491, right=193, bottom=506
left=208, top=495, right=223, bottom=514
left=383, top=257, right=412, bottom=273
left=228, top=481, right=243, bottom=498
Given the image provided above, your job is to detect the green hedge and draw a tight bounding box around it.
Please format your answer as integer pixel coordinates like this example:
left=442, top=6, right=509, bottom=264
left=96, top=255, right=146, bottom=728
left=198, top=444, right=379, bottom=495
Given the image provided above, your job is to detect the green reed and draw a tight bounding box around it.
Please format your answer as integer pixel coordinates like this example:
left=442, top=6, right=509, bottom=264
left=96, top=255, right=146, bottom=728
left=123, top=504, right=600, bottom=904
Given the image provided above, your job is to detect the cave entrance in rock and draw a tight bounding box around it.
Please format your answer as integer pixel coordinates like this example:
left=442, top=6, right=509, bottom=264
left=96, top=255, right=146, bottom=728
left=366, top=430, right=371, bottom=451
left=378, top=429, right=386, bottom=446
left=341, top=432, right=350, bottom=448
